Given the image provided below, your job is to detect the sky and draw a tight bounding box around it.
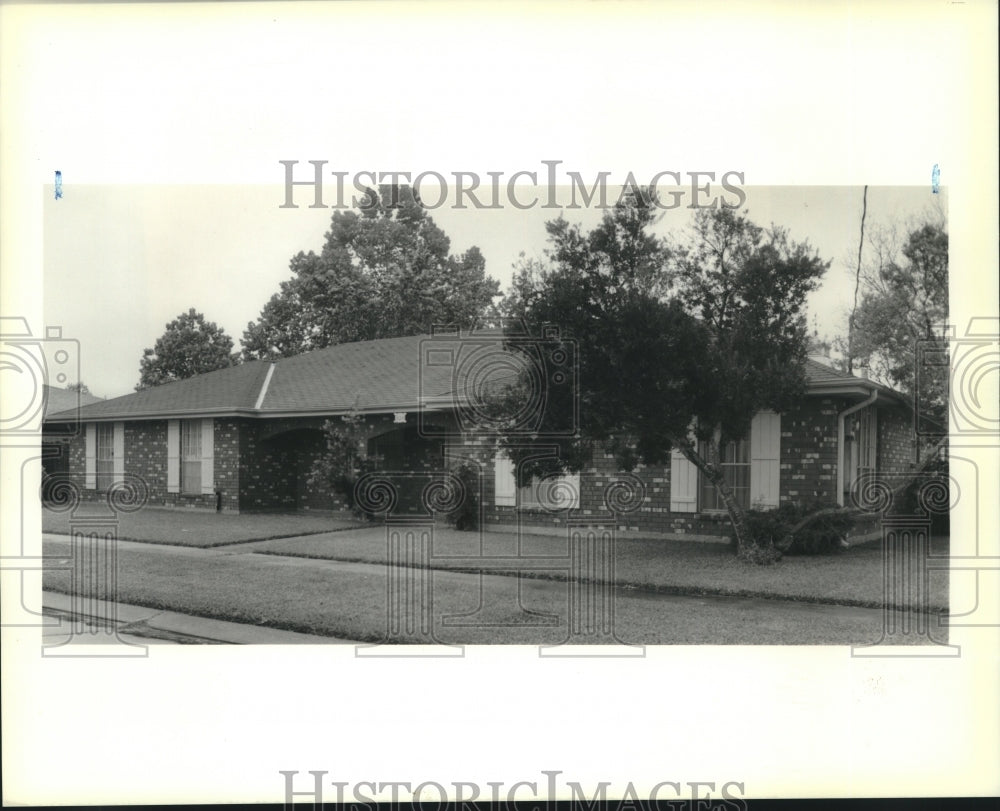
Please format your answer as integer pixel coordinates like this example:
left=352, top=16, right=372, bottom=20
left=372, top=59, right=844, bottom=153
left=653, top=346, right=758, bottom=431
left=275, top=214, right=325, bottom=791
left=43, top=184, right=945, bottom=399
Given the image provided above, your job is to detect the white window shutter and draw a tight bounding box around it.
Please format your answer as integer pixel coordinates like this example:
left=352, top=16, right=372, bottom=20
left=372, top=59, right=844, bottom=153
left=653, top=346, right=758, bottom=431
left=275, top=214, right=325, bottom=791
left=750, top=410, right=781, bottom=509
left=113, top=421, right=125, bottom=482
left=166, top=419, right=180, bottom=493
left=669, top=448, right=698, bottom=512
left=84, top=423, right=96, bottom=489
left=200, top=418, right=215, bottom=495
left=494, top=452, right=516, bottom=506
left=553, top=471, right=580, bottom=509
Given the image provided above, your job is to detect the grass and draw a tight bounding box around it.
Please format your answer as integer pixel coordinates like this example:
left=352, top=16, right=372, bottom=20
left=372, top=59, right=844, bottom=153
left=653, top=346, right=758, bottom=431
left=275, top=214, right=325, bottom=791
left=42, top=504, right=365, bottom=547
left=41, top=535, right=945, bottom=645
left=242, top=525, right=951, bottom=611
left=41, top=506, right=951, bottom=636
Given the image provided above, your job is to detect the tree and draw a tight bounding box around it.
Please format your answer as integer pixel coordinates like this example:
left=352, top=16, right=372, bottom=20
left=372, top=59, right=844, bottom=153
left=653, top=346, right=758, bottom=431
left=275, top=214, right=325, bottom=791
left=494, top=193, right=829, bottom=563
left=847, top=222, right=949, bottom=428
left=307, top=408, right=376, bottom=517
left=137, top=309, right=238, bottom=390
left=65, top=381, right=91, bottom=395
left=242, top=185, right=500, bottom=359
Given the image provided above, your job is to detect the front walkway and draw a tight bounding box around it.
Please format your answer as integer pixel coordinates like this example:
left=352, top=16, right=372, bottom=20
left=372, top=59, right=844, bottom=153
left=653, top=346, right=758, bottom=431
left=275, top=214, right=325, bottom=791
left=42, top=504, right=366, bottom=547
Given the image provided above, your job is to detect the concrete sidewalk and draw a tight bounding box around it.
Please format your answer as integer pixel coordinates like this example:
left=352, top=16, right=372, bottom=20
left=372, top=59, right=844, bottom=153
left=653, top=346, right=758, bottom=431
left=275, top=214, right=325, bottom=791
left=42, top=590, right=354, bottom=645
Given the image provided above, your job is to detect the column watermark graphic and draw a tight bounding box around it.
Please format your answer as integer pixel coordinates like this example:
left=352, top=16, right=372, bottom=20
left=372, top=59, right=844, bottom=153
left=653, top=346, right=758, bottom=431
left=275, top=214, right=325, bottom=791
left=351, top=467, right=646, bottom=657
left=852, top=317, right=1000, bottom=657
left=0, top=317, right=147, bottom=655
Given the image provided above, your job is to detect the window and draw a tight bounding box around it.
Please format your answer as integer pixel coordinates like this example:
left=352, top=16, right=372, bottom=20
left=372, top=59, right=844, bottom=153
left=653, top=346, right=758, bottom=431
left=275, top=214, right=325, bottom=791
left=493, top=451, right=580, bottom=510
left=180, top=420, right=202, bottom=495
left=96, top=423, right=114, bottom=491
left=844, top=406, right=878, bottom=500
left=494, top=452, right=516, bottom=506
left=671, top=412, right=781, bottom=514
left=699, top=438, right=749, bottom=511
left=854, top=407, right=877, bottom=479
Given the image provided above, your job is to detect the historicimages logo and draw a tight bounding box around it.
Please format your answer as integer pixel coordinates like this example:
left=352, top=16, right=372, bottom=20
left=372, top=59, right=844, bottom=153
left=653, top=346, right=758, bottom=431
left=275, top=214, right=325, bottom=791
left=279, top=769, right=748, bottom=810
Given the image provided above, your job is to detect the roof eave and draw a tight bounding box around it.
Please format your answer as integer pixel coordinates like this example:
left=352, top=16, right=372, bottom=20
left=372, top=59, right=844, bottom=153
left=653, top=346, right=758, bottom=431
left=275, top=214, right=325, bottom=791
left=806, top=382, right=909, bottom=407
left=44, top=402, right=458, bottom=423
left=43, top=407, right=263, bottom=424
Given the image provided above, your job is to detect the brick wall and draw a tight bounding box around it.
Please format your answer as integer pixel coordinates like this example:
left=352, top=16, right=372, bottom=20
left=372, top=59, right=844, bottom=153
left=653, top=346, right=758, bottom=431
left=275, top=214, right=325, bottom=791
left=779, top=397, right=842, bottom=506
left=239, top=413, right=452, bottom=513
left=878, top=404, right=916, bottom=477
left=213, top=419, right=241, bottom=511
left=50, top=395, right=917, bottom=533
left=63, top=418, right=232, bottom=510
left=123, top=420, right=168, bottom=506
left=465, top=396, right=906, bottom=542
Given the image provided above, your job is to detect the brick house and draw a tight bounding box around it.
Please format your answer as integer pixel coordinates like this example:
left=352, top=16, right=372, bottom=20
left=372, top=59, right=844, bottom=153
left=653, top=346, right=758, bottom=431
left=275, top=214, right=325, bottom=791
left=41, top=384, right=102, bottom=489
left=43, top=333, right=919, bottom=542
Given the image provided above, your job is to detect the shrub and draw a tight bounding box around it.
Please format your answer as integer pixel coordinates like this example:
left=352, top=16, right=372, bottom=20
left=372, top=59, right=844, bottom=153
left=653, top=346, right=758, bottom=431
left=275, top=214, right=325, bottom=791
left=744, top=502, right=855, bottom=555
left=308, top=410, right=379, bottom=520
left=444, top=460, right=481, bottom=531
left=892, top=452, right=950, bottom=535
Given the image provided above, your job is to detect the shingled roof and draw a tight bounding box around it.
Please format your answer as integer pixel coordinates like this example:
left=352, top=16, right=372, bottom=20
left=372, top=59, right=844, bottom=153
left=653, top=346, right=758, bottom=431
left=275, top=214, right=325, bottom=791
left=43, top=384, right=102, bottom=419
left=45, top=335, right=905, bottom=423
left=803, top=358, right=907, bottom=404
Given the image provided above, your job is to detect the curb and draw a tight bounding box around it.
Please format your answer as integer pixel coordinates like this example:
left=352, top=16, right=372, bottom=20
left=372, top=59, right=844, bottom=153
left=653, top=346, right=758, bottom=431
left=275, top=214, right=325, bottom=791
left=42, top=590, right=354, bottom=645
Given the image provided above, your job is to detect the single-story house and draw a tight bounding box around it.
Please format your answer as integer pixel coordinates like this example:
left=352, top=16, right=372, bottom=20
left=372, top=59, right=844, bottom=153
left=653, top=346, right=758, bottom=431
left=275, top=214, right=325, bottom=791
left=42, top=332, right=921, bottom=542
left=41, top=384, right=103, bottom=494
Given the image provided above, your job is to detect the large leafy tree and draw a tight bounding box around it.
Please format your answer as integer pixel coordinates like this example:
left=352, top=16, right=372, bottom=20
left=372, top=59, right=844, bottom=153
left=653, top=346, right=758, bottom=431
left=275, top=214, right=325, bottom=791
left=495, top=193, right=828, bottom=563
left=242, top=185, right=500, bottom=359
left=848, top=221, right=949, bottom=430
left=137, top=309, right=238, bottom=390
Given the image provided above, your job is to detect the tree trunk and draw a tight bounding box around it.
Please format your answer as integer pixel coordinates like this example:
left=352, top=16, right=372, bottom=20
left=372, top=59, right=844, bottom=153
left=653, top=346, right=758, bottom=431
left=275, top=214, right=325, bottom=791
left=675, top=436, right=781, bottom=565
left=773, top=434, right=949, bottom=552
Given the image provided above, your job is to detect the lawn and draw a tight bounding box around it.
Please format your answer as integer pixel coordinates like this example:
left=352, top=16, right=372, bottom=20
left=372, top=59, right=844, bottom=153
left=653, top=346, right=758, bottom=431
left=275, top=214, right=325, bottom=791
left=42, top=505, right=950, bottom=612
left=41, top=535, right=942, bottom=645
left=243, top=525, right=950, bottom=611
left=42, top=504, right=365, bottom=547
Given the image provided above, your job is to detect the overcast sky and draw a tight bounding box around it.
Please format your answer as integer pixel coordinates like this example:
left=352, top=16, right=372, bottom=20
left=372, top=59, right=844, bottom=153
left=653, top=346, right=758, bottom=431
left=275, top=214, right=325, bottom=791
left=44, top=184, right=945, bottom=399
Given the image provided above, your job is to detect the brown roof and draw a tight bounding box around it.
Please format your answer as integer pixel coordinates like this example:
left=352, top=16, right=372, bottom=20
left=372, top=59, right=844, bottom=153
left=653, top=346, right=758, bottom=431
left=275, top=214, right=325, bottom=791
left=803, top=358, right=907, bottom=404
left=45, top=336, right=905, bottom=423
left=43, top=385, right=102, bottom=419
left=45, top=361, right=272, bottom=421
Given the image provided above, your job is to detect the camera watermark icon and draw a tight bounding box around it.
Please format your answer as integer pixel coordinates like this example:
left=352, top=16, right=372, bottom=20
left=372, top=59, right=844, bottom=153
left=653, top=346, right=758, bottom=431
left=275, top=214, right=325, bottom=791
left=916, top=318, right=1000, bottom=437
left=948, top=318, right=1000, bottom=435
left=0, top=317, right=149, bottom=655
left=417, top=323, right=579, bottom=440
left=0, top=318, right=82, bottom=439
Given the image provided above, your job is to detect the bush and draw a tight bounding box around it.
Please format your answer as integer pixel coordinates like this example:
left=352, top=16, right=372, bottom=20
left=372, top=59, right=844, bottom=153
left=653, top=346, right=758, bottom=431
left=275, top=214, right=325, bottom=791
left=444, top=460, right=481, bottom=531
left=744, top=502, right=855, bottom=555
left=892, top=452, right=950, bottom=535
left=308, top=411, right=380, bottom=520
